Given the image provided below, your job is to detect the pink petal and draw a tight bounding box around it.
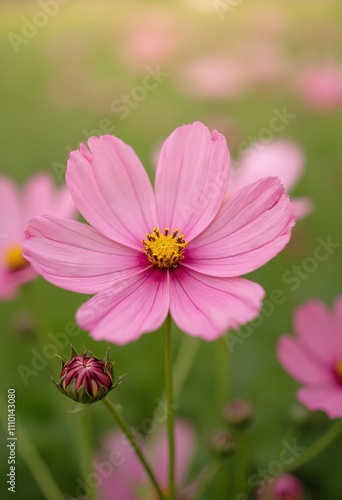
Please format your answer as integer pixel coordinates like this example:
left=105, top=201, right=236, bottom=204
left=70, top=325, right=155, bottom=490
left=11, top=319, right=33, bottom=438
left=184, top=177, right=295, bottom=277
left=333, top=297, right=342, bottom=352
left=0, top=273, right=17, bottom=300
left=229, top=140, right=305, bottom=194
left=66, top=135, right=158, bottom=249
left=77, top=268, right=169, bottom=344
left=23, top=173, right=76, bottom=225
left=100, top=474, right=135, bottom=500
left=169, top=267, right=264, bottom=340
left=0, top=176, right=21, bottom=242
left=101, top=431, right=144, bottom=483
left=23, top=216, right=147, bottom=294
left=0, top=266, right=36, bottom=301
left=298, top=385, right=342, bottom=418
left=155, top=122, right=229, bottom=241
left=277, top=336, right=333, bottom=385
left=98, top=432, right=144, bottom=500
left=294, top=300, right=341, bottom=365
left=152, top=420, right=196, bottom=489
left=291, top=197, right=313, bottom=219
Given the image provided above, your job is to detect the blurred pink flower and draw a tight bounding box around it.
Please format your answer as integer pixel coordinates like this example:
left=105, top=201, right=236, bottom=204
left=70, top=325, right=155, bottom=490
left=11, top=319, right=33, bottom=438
left=243, top=44, right=289, bottom=88
left=177, top=56, right=250, bottom=100
left=278, top=298, right=342, bottom=418
left=96, top=421, right=196, bottom=500
left=296, top=65, right=342, bottom=110
left=177, top=45, right=289, bottom=100
left=121, top=11, right=186, bottom=72
left=257, top=473, right=304, bottom=500
left=23, top=122, right=295, bottom=344
left=0, top=173, right=76, bottom=300
left=229, top=140, right=312, bottom=219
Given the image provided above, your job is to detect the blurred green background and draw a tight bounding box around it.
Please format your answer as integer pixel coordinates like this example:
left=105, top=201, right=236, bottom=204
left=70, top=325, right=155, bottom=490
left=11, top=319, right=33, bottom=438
left=1, top=1, right=342, bottom=498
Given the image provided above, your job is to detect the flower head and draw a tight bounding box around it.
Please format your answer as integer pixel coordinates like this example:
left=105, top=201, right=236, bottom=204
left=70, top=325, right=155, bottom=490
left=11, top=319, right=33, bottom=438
left=278, top=297, right=342, bottom=418
left=0, top=173, right=76, bottom=300
left=208, top=429, right=236, bottom=458
left=296, top=64, right=342, bottom=111
left=23, top=122, right=295, bottom=344
left=122, top=10, right=185, bottom=71
left=177, top=56, right=250, bottom=100
left=256, top=473, right=304, bottom=500
left=96, top=420, right=196, bottom=500
left=222, top=399, right=254, bottom=429
left=229, top=140, right=312, bottom=219
left=53, top=346, right=120, bottom=404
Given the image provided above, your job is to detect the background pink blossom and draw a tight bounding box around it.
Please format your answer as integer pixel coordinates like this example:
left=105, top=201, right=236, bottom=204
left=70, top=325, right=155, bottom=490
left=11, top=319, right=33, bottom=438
left=0, top=173, right=76, bottom=299
left=278, top=297, right=342, bottom=418
left=229, top=140, right=313, bottom=219
left=97, top=421, right=196, bottom=500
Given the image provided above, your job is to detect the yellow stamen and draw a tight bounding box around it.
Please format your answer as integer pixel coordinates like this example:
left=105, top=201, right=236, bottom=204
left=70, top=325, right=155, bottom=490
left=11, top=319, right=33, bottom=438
left=4, top=244, right=28, bottom=271
left=143, top=228, right=188, bottom=269
left=336, top=359, right=342, bottom=380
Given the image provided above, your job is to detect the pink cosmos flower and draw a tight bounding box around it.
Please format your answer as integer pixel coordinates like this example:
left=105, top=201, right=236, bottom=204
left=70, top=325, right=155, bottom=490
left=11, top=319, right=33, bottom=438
left=256, top=473, right=304, bottom=500
left=229, top=140, right=312, bottom=219
left=121, top=10, right=186, bottom=72
left=278, top=298, right=342, bottom=418
left=0, top=173, right=76, bottom=300
left=95, top=420, right=196, bottom=500
left=239, top=43, right=289, bottom=88
left=23, top=122, right=295, bottom=344
left=177, top=57, right=250, bottom=100
left=296, top=65, right=342, bottom=111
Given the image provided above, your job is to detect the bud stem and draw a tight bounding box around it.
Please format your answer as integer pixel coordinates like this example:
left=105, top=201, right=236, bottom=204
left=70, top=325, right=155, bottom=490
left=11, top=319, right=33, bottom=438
left=216, top=336, right=230, bottom=418
left=80, top=408, right=96, bottom=500
left=164, top=313, right=175, bottom=500
left=233, top=431, right=248, bottom=497
left=101, top=398, right=165, bottom=500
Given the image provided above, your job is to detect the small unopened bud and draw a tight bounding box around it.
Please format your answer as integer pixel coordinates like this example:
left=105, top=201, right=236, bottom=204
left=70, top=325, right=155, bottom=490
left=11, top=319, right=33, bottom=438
left=52, top=346, right=122, bottom=404
left=222, top=399, right=254, bottom=429
left=208, top=430, right=236, bottom=458
left=10, top=310, right=36, bottom=337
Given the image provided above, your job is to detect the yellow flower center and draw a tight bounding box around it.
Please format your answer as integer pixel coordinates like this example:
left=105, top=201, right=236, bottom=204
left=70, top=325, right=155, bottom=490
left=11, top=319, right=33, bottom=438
left=336, top=359, right=342, bottom=380
left=143, top=228, right=188, bottom=269
left=4, top=244, right=28, bottom=271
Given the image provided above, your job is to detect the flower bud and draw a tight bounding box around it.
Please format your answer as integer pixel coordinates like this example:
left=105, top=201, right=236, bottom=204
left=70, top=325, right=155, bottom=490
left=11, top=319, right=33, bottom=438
left=222, top=399, right=254, bottom=429
left=208, top=429, right=236, bottom=458
left=10, top=310, right=36, bottom=337
left=52, top=346, right=121, bottom=404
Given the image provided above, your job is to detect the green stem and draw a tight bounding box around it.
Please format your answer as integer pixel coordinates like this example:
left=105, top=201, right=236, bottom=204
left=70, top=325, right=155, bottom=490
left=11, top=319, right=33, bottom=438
left=80, top=408, right=95, bottom=500
left=173, top=335, right=200, bottom=400
left=214, top=336, right=231, bottom=497
left=0, top=392, right=62, bottom=500
left=216, top=336, right=230, bottom=417
left=234, top=431, right=247, bottom=497
left=101, top=398, right=164, bottom=500
left=286, top=419, right=342, bottom=472
left=164, top=314, right=175, bottom=500
left=182, top=462, right=221, bottom=499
